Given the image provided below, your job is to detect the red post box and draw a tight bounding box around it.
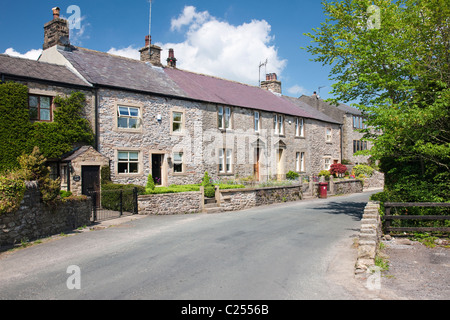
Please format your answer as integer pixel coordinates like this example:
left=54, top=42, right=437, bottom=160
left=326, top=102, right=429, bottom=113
left=319, top=182, right=328, bottom=199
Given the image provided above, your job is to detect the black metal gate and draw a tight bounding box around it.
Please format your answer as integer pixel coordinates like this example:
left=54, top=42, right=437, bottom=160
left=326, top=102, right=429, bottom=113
left=90, top=188, right=139, bottom=222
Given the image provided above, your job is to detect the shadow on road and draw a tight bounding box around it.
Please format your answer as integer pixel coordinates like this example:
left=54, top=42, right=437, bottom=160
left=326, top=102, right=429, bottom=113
left=311, top=201, right=365, bottom=221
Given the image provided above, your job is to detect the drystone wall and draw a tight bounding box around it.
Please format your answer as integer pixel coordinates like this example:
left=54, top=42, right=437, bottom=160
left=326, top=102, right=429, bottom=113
left=0, top=182, right=92, bottom=247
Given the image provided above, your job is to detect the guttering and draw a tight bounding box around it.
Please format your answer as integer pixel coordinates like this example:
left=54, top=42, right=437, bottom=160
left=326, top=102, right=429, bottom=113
left=0, top=73, right=93, bottom=91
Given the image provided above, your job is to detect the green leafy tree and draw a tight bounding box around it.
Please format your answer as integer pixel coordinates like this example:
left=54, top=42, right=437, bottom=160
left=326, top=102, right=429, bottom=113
left=304, top=0, right=450, bottom=201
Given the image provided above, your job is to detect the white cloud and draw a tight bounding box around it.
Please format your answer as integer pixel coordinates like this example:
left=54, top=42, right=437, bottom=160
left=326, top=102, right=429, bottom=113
left=107, top=46, right=140, bottom=60
left=171, top=6, right=211, bottom=31
left=287, top=85, right=308, bottom=96
left=3, top=48, right=43, bottom=60
left=159, top=6, right=287, bottom=86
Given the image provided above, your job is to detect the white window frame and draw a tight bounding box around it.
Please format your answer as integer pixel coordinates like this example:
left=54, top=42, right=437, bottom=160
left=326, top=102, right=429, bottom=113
left=254, top=111, right=260, bottom=132
left=274, top=114, right=284, bottom=135
left=117, top=106, right=141, bottom=130
left=173, top=152, right=184, bottom=174
left=296, top=118, right=304, bottom=137
left=324, top=157, right=332, bottom=171
left=118, top=151, right=140, bottom=174
left=218, top=106, right=231, bottom=130
left=326, top=128, right=332, bottom=142
left=219, top=148, right=233, bottom=174
left=172, top=111, right=184, bottom=134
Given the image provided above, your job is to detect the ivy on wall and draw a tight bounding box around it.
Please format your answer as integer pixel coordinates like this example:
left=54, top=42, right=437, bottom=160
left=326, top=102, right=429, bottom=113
left=0, top=82, right=94, bottom=171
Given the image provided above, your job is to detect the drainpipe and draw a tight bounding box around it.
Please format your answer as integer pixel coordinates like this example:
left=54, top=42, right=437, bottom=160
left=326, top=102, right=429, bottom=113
left=340, top=124, right=344, bottom=163
left=94, top=87, right=99, bottom=151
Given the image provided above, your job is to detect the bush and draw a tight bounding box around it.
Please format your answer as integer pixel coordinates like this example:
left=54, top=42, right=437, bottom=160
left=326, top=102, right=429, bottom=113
left=353, top=165, right=374, bottom=178
left=60, top=190, right=73, bottom=198
left=0, top=173, right=26, bottom=214
left=101, top=183, right=145, bottom=212
left=318, top=170, right=331, bottom=179
left=329, top=163, right=348, bottom=177
left=204, top=186, right=216, bottom=198
left=17, top=147, right=60, bottom=204
left=202, top=171, right=212, bottom=187
left=146, top=174, right=155, bottom=192
left=286, top=171, right=300, bottom=180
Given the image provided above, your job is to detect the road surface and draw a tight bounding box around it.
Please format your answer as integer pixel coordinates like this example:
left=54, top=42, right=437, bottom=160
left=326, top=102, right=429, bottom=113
left=0, top=191, right=380, bottom=300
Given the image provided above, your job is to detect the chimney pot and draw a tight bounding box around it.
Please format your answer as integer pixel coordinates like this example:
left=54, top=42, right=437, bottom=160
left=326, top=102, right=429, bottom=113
left=167, top=48, right=177, bottom=68
left=145, top=35, right=151, bottom=47
left=52, top=7, right=61, bottom=20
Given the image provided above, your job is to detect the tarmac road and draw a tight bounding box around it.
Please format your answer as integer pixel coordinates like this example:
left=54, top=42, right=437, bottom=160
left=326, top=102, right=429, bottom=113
left=0, top=191, right=381, bottom=300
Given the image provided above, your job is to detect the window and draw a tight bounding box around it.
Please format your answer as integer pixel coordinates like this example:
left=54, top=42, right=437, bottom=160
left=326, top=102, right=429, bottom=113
left=219, top=149, right=233, bottom=174
left=353, top=140, right=369, bottom=154
left=296, top=118, right=304, bottom=137
left=172, top=111, right=183, bottom=133
left=173, top=152, right=183, bottom=173
left=324, top=158, right=331, bottom=170
left=118, top=151, right=139, bottom=174
left=118, top=106, right=141, bottom=129
left=296, top=152, right=306, bottom=172
left=218, top=106, right=231, bottom=130
left=254, top=111, right=260, bottom=132
left=274, top=114, right=284, bottom=135
left=353, top=116, right=367, bottom=129
left=326, top=128, right=332, bottom=142
left=29, top=95, right=52, bottom=121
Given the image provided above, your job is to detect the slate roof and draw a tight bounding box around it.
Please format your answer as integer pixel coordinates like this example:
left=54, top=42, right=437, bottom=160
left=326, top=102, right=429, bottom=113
left=282, top=96, right=342, bottom=125
left=54, top=46, right=339, bottom=121
left=58, top=47, right=187, bottom=97
left=164, top=68, right=315, bottom=119
left=0, top=54, right=91, bottom=87
left=335, top=102, right=362, bottom=116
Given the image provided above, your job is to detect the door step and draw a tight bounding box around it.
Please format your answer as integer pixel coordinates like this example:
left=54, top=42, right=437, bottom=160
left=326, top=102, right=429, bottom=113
left=204, top=207, right=224, bottom=214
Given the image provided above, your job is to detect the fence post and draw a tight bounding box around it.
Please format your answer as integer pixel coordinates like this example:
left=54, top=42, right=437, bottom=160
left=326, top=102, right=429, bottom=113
left=119, top=190, right=123, bottom=217
left=133, top=187, right=138, bottom=215
left=92, top=192, right=97, bottom=222
left=384, top=205, right=391, bottom=235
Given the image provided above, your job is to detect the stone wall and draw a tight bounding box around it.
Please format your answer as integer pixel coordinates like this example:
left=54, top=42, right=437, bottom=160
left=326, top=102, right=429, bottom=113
left=138, top=192, right=202, bottom=215
left=219, top=185, right=302, bottom=212
left=363, top=170, right=385, bottom=190
left=355, top=201, right=382, bottom=275
left=0, top=182, right=92, bottom=247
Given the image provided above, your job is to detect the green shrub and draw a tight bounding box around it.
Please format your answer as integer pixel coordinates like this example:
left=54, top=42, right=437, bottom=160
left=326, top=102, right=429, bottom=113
left=101, top=166, right=111, bottom=185
left=146, top=174, right=155, bottom=191
left=202, top=171, right=212, bottom=186
left=286, top=171, right=300, bottom=180
left=0, top=173, right=26, bottom=214
left=101, top=183, right=145, bottom=212
left=204, top=186, right=216, bottom=198
left=318, top=170, right=331, bottom=179
left=17, top=147, right=60, bottom=204
left=60, top=190, right=73, bottom=198
left=353, top=165, right=374, bottom=178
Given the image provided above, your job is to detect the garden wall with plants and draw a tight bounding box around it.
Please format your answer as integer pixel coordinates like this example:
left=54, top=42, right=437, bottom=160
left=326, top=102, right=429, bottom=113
left=0, top=181, right=91, bottom=247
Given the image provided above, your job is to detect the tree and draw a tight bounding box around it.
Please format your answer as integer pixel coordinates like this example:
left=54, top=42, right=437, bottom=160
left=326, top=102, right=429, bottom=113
left=304, top=0, right=450, bottom=201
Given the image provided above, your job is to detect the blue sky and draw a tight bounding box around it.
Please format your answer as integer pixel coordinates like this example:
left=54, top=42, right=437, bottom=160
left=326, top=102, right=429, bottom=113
left=0, top=0, right=337, bottom=101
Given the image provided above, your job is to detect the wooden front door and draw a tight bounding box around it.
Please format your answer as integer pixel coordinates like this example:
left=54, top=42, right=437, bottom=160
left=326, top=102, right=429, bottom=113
left=82, top=166, right=100, bottom=205
left=152, top=154, right=163, bottom=185
left=254, top=148, right=261, bottom=181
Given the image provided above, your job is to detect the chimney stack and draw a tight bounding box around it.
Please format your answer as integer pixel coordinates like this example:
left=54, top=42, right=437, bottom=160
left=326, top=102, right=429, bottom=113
left=53, top=7, right=61, bottom=20
left=166, top=48, right=177, bottom=68
left=43, top=7, right=70, bottom=50
left=261, top=73, right=282, bottom=94
left=139, top=35, right=163, bottom=67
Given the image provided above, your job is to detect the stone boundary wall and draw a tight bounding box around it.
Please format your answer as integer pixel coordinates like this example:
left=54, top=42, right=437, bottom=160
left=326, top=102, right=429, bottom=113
left=355, top=201, right=382, bottom=275
left=308, top=179, right=363, bottom=197
left=138, top=192, right=203, bottom=215
left=363, top=171, right=385, bottom=190
left=219, top=185, right=302, bottom=212
left=0, top=182, right=92, bottom=247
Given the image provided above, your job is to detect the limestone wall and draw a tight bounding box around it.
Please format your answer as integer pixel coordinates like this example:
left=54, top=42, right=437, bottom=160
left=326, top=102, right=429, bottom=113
left=0, top=182, right=92, bottom=247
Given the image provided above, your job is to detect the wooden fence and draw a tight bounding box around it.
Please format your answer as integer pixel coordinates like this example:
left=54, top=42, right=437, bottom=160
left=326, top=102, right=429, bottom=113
left=384, top=202, right=450, bottom=234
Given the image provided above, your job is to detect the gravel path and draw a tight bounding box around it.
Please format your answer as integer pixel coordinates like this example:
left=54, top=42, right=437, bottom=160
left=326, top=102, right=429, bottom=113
left=376, top=238, right=450, bottom=300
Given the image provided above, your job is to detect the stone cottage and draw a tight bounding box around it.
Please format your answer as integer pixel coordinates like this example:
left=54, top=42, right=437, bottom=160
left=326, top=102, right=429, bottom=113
left=1, top=7, right=351, bottom=195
